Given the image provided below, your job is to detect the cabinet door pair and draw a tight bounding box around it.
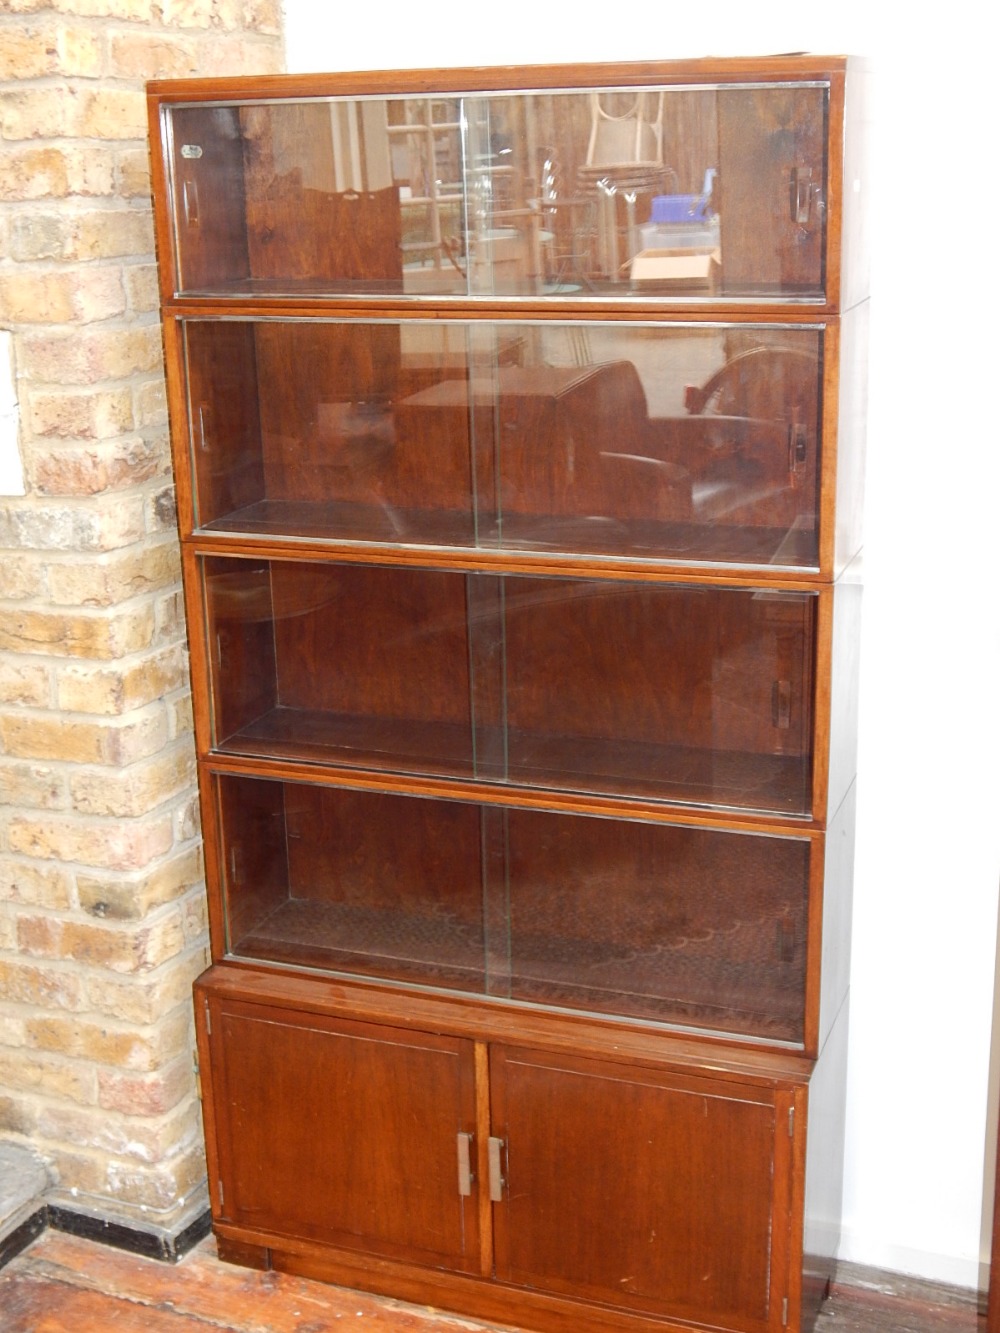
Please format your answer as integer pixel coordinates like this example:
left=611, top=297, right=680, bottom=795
left=200, top=994, right=797, bottom=1331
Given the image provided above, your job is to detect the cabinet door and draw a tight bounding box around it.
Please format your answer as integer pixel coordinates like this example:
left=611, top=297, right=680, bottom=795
left=201, top=996, right=481, bottom=1273
left=490, top=1046, right=795, bottom=1331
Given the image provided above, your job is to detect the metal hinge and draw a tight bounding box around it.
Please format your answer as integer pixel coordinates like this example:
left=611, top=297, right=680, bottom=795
left=204, top=1000, right=211, bottom=1036
left=217, top=1179, right=224, bottom=1208
left=781, top=1295, right=789, bottom=1325
left=788, top=1106, right=795, bottom=1138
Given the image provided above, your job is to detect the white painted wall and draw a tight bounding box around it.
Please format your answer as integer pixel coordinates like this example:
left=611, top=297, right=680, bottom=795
left=281, top=1, right=1000, bottom=1290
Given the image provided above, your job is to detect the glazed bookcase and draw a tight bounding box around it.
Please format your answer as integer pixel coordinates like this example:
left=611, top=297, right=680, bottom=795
left=148, top=54, right=868, bottom=1333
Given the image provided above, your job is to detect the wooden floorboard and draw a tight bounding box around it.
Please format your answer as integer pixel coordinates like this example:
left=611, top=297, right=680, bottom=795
left=0, top=1229, right=984, bottom=1333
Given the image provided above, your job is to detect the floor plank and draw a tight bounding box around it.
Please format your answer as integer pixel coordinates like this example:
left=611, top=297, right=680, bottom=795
left=0, top=1229, right=984, bottom=1333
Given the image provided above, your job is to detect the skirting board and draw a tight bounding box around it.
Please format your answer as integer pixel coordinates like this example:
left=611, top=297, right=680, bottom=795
left=0, top=1203, right=212, bottom=1270
left=838, top=1230, right=982, bottom=1292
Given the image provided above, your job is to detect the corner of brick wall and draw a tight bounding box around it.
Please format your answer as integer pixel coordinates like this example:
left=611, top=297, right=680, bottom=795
left=0, top=2, right=283, bottom=1236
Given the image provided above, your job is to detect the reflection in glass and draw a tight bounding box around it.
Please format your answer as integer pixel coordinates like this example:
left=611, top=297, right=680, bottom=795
left=185, top=318, right=822, bottom=567
left=217, top=774, right=811, bottom=1042
left=166, top=82, right=827, bottom=300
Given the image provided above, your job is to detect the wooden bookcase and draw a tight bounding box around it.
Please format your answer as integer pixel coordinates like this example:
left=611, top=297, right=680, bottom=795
left=148, top=55, right=868, bottom=1333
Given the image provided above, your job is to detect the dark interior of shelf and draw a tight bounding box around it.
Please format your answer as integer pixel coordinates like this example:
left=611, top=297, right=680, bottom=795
left=206, top=561, right=816, bottom=816
left=218, top=777, right=809, bottom=1043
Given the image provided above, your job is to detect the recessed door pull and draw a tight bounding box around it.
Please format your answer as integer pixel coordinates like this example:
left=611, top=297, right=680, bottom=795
left=456, top=1131, right=473, bottom=1197
left=789, top=166, right=815, bottom=224
left=488, top=1136, right=506, bottom=1202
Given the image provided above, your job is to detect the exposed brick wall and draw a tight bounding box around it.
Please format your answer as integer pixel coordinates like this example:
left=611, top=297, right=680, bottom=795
left=0, top=2, right=283, bottom=1236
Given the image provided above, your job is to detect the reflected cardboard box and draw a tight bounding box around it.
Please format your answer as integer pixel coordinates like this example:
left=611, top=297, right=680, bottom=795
left=630, top=247, right=721, bottom=292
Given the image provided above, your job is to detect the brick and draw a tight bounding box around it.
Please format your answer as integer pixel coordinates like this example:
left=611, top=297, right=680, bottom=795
left=19, top=323, right=163, bottom=385
left=105, top=1149, right=206, bottom=1211
left=0, top=1012, right=27, bottom=1046
left=117, top=147, right=152, bottom=199
left=0, top=144, right=117, bottom=200
left=15, top=910, right=186, bottom=973
left=0, top=552, right=48, bottom=600
left=26, top=1006, right=190, bottom=1071
left=48, top=540, right=180, bottom=608
left=35, top=1096, right=202, bottom=1165
left=80, top=209, right=155, bottom=261
left=0, top=760, right=66, bottom=809
left=0, top=266, right=127, bottom=324
left=0, top=859, right=73, bottom=909
left=0, top=29, right=57, bottom=81
left=125, top=265, right=161, bottom=316
left=1, top=87, right=74, bottom=141
left=245, top=0, right=282, bottom=32
left=27, top=387, right=135, bottom=440
left=30, top=436, right=166, bottom=498
left=0, top=603, right=155, bottom=657
left=158, top=0, right=217, bottom=28
left=78, top=844, right=203, bottom=921
left=8, top=213, right=64, bottom=261
left=52, top=0, right=157, bottom=18
left=70, top=743, right=195, bottom=817
left=0, top=660, right=50, bottom=707
left=153, top=586, right=186, bottom=642
left=52, top=25, right=105, bottom=77
left=0, top=1096, right=33, bottom=1136
left=166, top=691, right=193, bottom=741
left=43, top=1146, right=107, bottom=1195
left=193, top=31, right=284, bottom=76
left=0, top=959, right=87, bottom=1010
left=0, top=713, right=107, bottom=764
left=9, top=810, right=174, bottom=871
left=56, top=642, right=188, bottom=714
left=174, top=793, right=201, bottom=844
left=76, top=88, right=149, bottom=140
left=0, top=147, right=70, bottom=201
left=97, top=1052, right=193, bottom=1117
left=0, top=704, right=168, bottom=764
left=0, top=26, right=103, bottom=81
left=0, top=1048, right=97, bottom=1105
left=146, top=485, right=178, bottom=536
left=0, top=912, right=17, bottom=951
left=0, top=495, right=147, bottom=552
left=109, top=33, right=200, bottom=80
left=133, top=374, right=167, bottom=427
left=85, top=946, right=207, bottom=1023
left=181, top=885, right=208, bottom=942
left=10, top=207, right=153, bottom=265
left=0, top=86, right=147, bottom=146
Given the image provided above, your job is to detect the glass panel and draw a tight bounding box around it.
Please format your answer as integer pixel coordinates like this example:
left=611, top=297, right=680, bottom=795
left=499, top=809, right=808, bottom=1040
left=216, top=773, right=810, bottom=1042
left=202, top=558, right=815, bottom=814
left=218, top=776, right=487, bottom=991
left=164, top=83, right=827, bottom=301
left=203, top=557, right=476, bottom=778
left=185, top=318, right=822, bottom=569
